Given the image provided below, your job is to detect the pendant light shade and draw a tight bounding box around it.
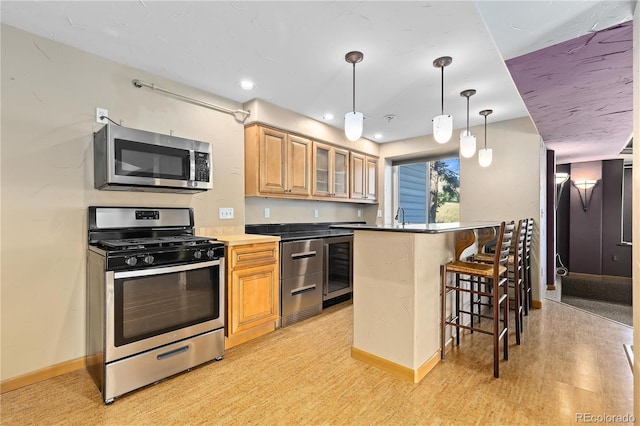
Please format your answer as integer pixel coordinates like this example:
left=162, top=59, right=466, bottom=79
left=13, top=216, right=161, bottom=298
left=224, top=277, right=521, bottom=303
left=459, top=89, right=476, bottom=158
left=344, top=111, right=364, bottom=141
left=433, top=114, right=453, bottom=143
left=345, top=51, right=364, bottom=142
left=478, top=109, right=493, bottom=167
left=478, top=147, right=493, bottom=167
left=432, top=56, right=453, bottom=144
left=460, top=130, right=477, bottom=158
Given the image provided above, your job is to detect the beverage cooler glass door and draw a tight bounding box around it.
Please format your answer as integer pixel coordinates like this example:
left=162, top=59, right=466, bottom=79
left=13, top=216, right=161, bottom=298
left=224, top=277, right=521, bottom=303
left=105, top=260, right=224, bottom=362
left=323, top=237, right=353, bottom=301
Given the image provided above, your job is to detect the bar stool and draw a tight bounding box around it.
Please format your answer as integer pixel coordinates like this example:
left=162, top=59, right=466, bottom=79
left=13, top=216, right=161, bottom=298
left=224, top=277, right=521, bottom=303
left=441, top=221, right=514, bottom=378
left=472, top=219, right=526, bottom=344
left=470, top=226, right=497, bottom=325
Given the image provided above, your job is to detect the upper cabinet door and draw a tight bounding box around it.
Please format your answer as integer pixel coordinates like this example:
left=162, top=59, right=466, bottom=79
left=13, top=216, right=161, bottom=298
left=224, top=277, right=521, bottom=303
left=350, top=152, right=365, bottom=199
left=350, top=153, right=377, bottom=201
left=313, top=142, right=350, bottom=198
left=312, top=142, right=331, bottom=197
left=332, top=147, right=350, bottom=198
left=245, top=125, right=311, bottom=196
left=365, top=156, right=377, bottom=201
left=287, top=134, right=312, bottom=196
left=258, top=127, right=287, bottom=194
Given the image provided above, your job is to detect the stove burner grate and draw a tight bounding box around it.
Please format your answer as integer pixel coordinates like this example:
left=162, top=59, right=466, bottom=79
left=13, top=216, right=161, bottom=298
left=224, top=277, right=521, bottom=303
left=98, top=235, right=214, bottom=250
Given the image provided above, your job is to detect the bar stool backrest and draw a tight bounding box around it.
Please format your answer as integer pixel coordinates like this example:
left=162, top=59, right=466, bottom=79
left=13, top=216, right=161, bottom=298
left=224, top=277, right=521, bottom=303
left=525, top=218, right=533, bottom=255
left=493, top=221, right=515, bottom=267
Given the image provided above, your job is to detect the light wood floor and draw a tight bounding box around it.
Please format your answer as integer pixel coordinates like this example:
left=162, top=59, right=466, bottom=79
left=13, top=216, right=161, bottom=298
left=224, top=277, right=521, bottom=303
left=1, top=299, right=633, bottom=425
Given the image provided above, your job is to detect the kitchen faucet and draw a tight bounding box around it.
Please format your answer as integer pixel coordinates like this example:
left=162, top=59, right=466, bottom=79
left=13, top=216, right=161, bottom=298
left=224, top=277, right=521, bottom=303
left=395, top=207, right=406, bottom=226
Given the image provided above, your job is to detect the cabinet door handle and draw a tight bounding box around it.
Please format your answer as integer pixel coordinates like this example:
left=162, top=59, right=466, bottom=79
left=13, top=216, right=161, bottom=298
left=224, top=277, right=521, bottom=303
left=291, top=251, right=317, bottom=260
left=291, top=284, right=317, bottom=296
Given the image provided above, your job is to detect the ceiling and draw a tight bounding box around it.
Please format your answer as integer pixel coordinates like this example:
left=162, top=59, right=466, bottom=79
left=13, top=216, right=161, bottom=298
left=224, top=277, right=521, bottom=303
left=0, top=1, right=635, bottom=164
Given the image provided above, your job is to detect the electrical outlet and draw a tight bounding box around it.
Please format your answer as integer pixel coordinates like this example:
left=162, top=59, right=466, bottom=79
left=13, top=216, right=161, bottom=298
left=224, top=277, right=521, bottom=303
left=357, top=209, right=362, bottom=218
left=96, top=107, right=108, bottom=124
left=264, top=208, right=270, bottom=218
left=314, top=209, right=319, bottom=218
left=377, top=209, right=382, bottom=218
left=219, top=207, right=234, bottom=220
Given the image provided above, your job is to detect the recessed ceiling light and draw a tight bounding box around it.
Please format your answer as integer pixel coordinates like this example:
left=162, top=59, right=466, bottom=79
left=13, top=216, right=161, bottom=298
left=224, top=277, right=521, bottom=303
left=239, top=80, right=256, bottom=91
left=374, top=133, right=383, bottom=139
left=322, top=113, right=334, bottom=121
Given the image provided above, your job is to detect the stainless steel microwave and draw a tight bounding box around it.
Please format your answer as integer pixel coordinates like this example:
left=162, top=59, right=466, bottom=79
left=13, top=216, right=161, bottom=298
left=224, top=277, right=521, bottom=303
left=93, top=124, right=212, bottom=193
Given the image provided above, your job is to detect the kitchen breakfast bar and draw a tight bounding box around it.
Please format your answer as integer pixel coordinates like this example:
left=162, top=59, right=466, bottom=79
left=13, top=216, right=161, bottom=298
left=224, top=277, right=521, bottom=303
left=331, top=222, right=500, bottom=383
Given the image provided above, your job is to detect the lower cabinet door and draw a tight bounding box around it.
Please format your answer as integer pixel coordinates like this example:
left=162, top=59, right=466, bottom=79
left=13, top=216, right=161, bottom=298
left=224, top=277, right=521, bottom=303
left=229, top=264, right=279, bottom=335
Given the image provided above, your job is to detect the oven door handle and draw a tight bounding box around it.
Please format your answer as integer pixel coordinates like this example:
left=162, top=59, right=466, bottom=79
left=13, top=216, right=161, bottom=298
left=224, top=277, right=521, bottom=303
left=113, top=259, right=221, bottom=279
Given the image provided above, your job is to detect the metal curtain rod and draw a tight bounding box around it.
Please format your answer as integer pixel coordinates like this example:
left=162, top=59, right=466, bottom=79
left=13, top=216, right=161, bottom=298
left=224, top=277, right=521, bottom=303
left=132, top=79, right=251, bottom=122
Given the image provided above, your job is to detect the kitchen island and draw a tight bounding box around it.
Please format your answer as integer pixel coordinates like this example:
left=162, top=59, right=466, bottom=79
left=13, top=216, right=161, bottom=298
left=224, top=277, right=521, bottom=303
left=330, top=222, right=500, bottom=383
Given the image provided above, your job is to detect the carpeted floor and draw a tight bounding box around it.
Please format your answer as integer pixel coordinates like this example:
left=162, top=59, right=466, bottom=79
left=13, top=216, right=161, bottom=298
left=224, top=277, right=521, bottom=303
left=560, top=294, right=633, bottom=327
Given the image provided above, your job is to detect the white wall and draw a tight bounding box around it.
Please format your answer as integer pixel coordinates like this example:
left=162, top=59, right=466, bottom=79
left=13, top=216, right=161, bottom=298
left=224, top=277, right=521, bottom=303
left=0, top=24, right=246, bottom=381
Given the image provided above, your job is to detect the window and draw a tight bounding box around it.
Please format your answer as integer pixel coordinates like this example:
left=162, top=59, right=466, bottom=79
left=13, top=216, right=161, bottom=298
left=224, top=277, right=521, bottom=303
left=393, top=158, right=460, bottom=223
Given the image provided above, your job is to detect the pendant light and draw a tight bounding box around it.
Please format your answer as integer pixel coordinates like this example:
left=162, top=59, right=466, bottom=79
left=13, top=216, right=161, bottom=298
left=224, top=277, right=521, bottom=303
left=432, top=56, right=453, bottom=144
left=459, top=89, right=476, bottom=158
left=478, top=109, right=493, bottom=167
left=344, top=51, right=364, bottom=142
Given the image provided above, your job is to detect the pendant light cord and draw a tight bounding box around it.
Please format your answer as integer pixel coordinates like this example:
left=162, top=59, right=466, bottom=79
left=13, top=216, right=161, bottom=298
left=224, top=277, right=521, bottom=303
left=440, top=65, right=444, bottom=115
left=484, top=115, right=487, bottom=149
left=466, top=97, right=470, bottom=133
left=352, top=62, right=356, bottom=113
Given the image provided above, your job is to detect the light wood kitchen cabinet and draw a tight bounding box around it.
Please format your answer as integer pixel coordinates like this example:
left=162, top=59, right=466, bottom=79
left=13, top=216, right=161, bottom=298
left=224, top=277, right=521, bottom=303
left=312, top=141, right=349, bottom=199
left=350, top=152, right=378, bottom=201
left=225, top=241, right=279, bottom=349
left=245, top=124, right=311, bottom=197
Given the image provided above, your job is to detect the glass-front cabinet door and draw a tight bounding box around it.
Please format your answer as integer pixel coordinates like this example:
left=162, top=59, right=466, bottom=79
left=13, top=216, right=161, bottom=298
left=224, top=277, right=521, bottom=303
left=313, top=143, right=331, bottom=196
left=332, top=148, right=349, bottom=198
left=313, top=142, right=349, bottom=198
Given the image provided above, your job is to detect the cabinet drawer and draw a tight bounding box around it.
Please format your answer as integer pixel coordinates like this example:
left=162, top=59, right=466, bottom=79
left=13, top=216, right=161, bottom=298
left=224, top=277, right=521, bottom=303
left=230, top=243, right=278, bottom=269
left=281, top=239, right=323, bottom=278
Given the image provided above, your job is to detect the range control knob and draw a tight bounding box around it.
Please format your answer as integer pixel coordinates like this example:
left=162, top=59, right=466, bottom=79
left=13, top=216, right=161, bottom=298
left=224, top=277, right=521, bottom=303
left=143, top=255, right=155, bottom=265
left=193, top=250, right=202, bottom=259
left=125, top=257, right=138, bottom=267
left=206, top=249, right=216, bottom=259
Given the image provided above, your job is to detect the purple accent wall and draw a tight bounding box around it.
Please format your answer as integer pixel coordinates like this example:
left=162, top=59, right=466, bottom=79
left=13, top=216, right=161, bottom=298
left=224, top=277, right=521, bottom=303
left=506, top=21, right=633, bottom=164
left=558, top=160, right=631, bottom=278
left=568, top=162, right=603, bottom=275
left=546, top=151, right=556, bottom=286
left=601, top=160, right=632, bottom=277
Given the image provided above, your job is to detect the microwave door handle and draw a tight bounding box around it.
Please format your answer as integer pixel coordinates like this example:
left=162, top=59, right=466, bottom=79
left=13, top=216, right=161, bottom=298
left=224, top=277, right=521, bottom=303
left=189, top=150, right=196, bottom=181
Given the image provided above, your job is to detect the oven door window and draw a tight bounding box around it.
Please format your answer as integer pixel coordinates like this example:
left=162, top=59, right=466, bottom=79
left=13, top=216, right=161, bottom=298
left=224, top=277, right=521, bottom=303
left=114, top=139, right=190, bottom=181
left=114, top=266, right=220, bottom=347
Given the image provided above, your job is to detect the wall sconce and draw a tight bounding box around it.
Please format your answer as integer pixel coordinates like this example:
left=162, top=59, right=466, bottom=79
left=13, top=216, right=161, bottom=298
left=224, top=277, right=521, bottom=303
left=572, top=179, right=599, bottom=211
left=555, top=172, right=569, bottom=211
left=555, top=172, right=569, bottom=185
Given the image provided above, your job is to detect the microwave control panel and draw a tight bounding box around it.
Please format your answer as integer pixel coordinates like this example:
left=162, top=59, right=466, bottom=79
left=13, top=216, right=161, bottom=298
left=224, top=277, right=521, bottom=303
left=194, top=152, right=211, bottom=182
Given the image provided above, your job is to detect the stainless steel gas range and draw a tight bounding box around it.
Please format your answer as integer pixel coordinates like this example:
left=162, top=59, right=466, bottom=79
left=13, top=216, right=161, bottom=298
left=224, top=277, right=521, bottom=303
left=86, top=206, right=225, bottom=404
